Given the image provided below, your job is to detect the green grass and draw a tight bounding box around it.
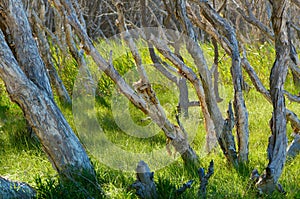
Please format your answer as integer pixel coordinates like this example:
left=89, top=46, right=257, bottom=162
left=0, top=42, right=300, bottom=198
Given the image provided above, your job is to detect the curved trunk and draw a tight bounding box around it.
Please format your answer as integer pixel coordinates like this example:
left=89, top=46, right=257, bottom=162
left=0, top=0, right=99, bottom=192
left=256, top=0, right=289, bottom=193
left=0, top=29, right=95, bottom=178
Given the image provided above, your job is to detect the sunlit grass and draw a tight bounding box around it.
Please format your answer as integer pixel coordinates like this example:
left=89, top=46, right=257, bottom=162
left=0, top=42, right=299, bottom=198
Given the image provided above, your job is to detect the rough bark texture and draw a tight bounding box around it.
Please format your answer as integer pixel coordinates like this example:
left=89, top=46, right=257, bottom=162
left=256, top=0, right=289, bottom=193
left=0, top=29, right=96, bottom=181
left=218, top=102, right=238, bottom=167
left=0, top=177, right=36, bottom=199
left=0, top=0, right=52, bottom=97
left=131, top=161, right=158, bottom=199
left=29, top=4, right=71, bottom=104
left=196, top=1, right=249, bottom=163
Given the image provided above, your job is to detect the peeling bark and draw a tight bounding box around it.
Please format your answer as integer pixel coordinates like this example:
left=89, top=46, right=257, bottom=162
left=0, top=29, right=98, bottom=186
left=256, top=0, right=289, bottom=193
left=218, top=102, right=238, bottom=167
left=0, top=0, right=52, bottom=97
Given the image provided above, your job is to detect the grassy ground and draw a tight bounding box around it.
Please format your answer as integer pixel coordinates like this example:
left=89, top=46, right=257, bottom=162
left=0, top=42, right=299, bottom=198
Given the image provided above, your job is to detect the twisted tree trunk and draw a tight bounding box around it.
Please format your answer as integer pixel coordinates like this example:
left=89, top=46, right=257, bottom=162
left=256, top=0, right=289, bottom=193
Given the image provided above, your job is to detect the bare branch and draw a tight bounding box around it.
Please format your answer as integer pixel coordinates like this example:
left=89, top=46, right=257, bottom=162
left=198, top=160, right=214, bottom=198
left=231, top=0, right=274, bottom=40
left=292, top=0, right=300, bottom=8
left=176, top=180, right=194, bottom=195
left=284, top=90, right=300, bottom=103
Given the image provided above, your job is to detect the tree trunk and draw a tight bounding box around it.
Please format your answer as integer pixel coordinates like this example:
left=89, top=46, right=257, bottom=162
left=197, top=0, right=249, bottom=163
left=178, top=77, right=190, bottom=117
left=212, top=38, right=223, bottom=103
left=175, top=0, right=224, bottom=140
left=29, top=4, right=72, bottom=104
left=116, top=1, right=200, bottom=167
left=0, top=1, right=99, bottom=192
left=0, top=0, right=52, bottom=97
left=256, top=0, right=289, bottom=193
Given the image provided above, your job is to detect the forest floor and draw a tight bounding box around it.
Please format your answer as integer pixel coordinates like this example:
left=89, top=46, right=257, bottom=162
left=0, top=43, right=299, bottom=198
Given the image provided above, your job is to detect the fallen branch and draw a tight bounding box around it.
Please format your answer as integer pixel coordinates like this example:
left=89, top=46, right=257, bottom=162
left=0, top=177, right=36, bottom=199
left=176, top=180, right=194, bottom=195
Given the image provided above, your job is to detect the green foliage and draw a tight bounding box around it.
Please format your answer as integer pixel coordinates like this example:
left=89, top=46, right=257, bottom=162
left=0, top=42, right=299, bottom=199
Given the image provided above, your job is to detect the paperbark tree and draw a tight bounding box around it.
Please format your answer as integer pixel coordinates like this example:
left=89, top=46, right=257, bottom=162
left=256, top=0, right=289, bottom=193
left=0, top=0, right=100, bottom=193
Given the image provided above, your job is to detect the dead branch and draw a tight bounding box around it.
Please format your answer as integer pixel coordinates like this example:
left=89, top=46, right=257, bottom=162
left=193, top=0, right=249, bottom=163
left=176, top=180, right=194, bottom=195
left=284, top=90, right=300, bottom=103
left=198, top=160, right=214, bottom=199
left=256, top=0, right=289, bottom=193
left=242, top=57, right=300, bottom=133
left=176, top=0, right=223, bottom=146
left=231, top=0, right=274, bottom=40
left=0, top=177, right=36, bottom=199
left=150, top=36, right=218, bottom=152
left=116, top=0, right=200, bottom=164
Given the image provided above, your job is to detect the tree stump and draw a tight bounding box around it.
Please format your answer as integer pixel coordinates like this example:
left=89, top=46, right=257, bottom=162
left=131, top=161, right=157, bottom=199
